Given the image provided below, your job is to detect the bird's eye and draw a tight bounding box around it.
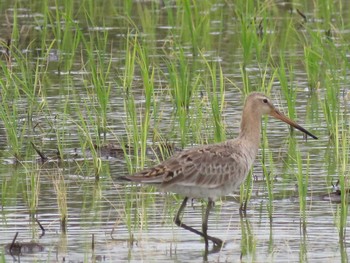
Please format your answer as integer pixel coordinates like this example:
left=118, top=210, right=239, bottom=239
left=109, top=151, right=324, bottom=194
left=263, top=99, right=268, bottom=103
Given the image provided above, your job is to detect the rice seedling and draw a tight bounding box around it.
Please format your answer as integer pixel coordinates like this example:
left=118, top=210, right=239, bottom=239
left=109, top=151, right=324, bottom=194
left=166, top=46, right=195, bottom=110
left=181, top=0, right=211, bottom=54
left=261, top=126, right=275, bottom=219
left=201, top=55, right=226, bottom=143
left=303, top=44, right=323, bottom=91
left=234, top=0, right=273, bottom=67
left=119, top=33, right=159, bottom=171
left=135, top=2, right=159, bottom=47
left=123, top=0, right=133, bottom=17
left=277, top=58, right=296, bottom=120
left=322, top=72, right=340, bottom=139
left=1, top=168, right=23, bottom=211
left=316, top=0, right=334, bottom=26
left=0, top=48, right=37, bottom=160
left=0, top=100, right=22, bottom=160
left=135, top=39, right=156, bottom=169
left=73, top=98, right=103, bottom=177
left=83, top=32, right=112, bottom=141
left=165, top=47, right=199, bottom=147
left=121, top=32, right=137, bottom=92
left=237, top=14, right=255, bottom=67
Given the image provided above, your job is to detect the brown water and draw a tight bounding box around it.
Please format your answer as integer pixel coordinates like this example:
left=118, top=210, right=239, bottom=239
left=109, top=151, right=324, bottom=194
left=0, top=1, right=349, bottom=262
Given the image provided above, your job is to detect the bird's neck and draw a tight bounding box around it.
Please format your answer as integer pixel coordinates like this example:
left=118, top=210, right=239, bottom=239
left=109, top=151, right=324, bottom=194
left=237, top=108, right=262, bottom=148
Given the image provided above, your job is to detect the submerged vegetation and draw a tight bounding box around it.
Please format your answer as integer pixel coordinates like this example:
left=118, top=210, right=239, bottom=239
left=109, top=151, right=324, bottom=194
left=0, top=0, right=349, bottom=261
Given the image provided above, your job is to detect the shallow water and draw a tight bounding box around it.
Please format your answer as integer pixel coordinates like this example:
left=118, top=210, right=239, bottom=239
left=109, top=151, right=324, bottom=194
left=0, top=1, right=350, bottom=262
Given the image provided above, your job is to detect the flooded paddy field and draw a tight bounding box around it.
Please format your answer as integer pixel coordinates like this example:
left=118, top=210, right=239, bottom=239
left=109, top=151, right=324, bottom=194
left=0, top=1, right=349, bottom=262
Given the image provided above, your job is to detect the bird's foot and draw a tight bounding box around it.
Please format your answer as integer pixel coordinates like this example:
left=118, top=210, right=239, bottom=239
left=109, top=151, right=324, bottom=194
left=207, top=235, right=223, bottom=248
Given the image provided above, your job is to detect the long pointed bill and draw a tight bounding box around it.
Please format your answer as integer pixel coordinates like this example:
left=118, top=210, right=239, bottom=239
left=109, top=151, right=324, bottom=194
left=270, top=109, right=318, bottom=140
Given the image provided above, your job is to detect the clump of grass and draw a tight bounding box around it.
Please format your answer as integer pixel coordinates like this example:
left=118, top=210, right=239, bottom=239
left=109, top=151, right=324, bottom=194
left=261, top=126, right=275, bottom=219
left=136, top=39, right=156, bottom=169
left=322, top=72, right=340, bottom=139
left=0, top=98, right=23, bottom=160
left=303, top=44, right=323, bottom=91
left=135, top=1, right=160, bottom=47
left=167, top=47, right=194, bottom=111
left=83, top=32, right=112, bottom=142
left=234, top=0, right=274, bottom=67
left=121, top=33, right=157, bottom=171
left=180, top=0, right=215, bottom=54
left=277, top=57, right=296, bottom=120
left=201, top=55, right=226, bottom=143
left=165, top=47, right=199, bottom=147
left=73, top=112, right=103, bottom=177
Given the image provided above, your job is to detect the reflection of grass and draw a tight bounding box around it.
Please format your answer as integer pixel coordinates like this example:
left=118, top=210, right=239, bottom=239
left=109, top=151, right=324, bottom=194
left=52, top=171, right=68, bottom=233
left=296, top=147, right=309, bottom=231
left=25, top=169, right=41, bottom=217
left=240, top=216, right=256, bottom=261
left=123, top=187, right=157, bottom=241
left=337, top=117, right=349, bottom=240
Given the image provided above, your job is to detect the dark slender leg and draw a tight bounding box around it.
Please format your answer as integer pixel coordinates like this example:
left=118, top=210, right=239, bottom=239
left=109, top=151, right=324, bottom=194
left=174, top=197, right=207, bottom=237
left=174, top=197, right=223, bottom=248
left=202, top=199, right=212, bottom=250
left=203, top=199, right=223, bottom=248
left=239, top=200, right=247, bottom=217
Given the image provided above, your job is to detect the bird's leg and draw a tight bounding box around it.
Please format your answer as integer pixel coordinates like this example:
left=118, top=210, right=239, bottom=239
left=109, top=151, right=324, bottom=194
left=174, top=197, right=223, bottom=249
left=174, top=197, right=188, bottom=226
left=239, top=200, right=247, bottom=218
left=202, top=200, right=211, bottom=250
left=174, top=197, right=206, bottom=237
left=203, top=199, right=223, bottom=248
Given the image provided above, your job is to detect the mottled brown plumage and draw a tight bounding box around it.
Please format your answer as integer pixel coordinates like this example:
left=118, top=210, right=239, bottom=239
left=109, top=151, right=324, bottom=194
left=121, top=92, right=317, bottom=250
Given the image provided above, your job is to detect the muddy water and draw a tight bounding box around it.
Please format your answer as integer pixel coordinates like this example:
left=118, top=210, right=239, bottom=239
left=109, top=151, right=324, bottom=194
left=0, top=1, right=349, bottom=263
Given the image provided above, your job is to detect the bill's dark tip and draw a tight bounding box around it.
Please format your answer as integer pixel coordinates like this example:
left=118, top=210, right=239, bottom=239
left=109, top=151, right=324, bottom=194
left=304, top=130, right=318, bottom=140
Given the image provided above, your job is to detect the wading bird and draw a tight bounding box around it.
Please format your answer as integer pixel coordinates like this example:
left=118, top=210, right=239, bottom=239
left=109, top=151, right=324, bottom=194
left=121, top=92, right=317, bottom=250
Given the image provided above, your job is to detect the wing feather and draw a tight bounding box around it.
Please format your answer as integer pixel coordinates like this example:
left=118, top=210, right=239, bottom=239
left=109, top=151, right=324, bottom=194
left=161, top=142, right=249, bottom=189
left=125, top=140, right=253, bottom=190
